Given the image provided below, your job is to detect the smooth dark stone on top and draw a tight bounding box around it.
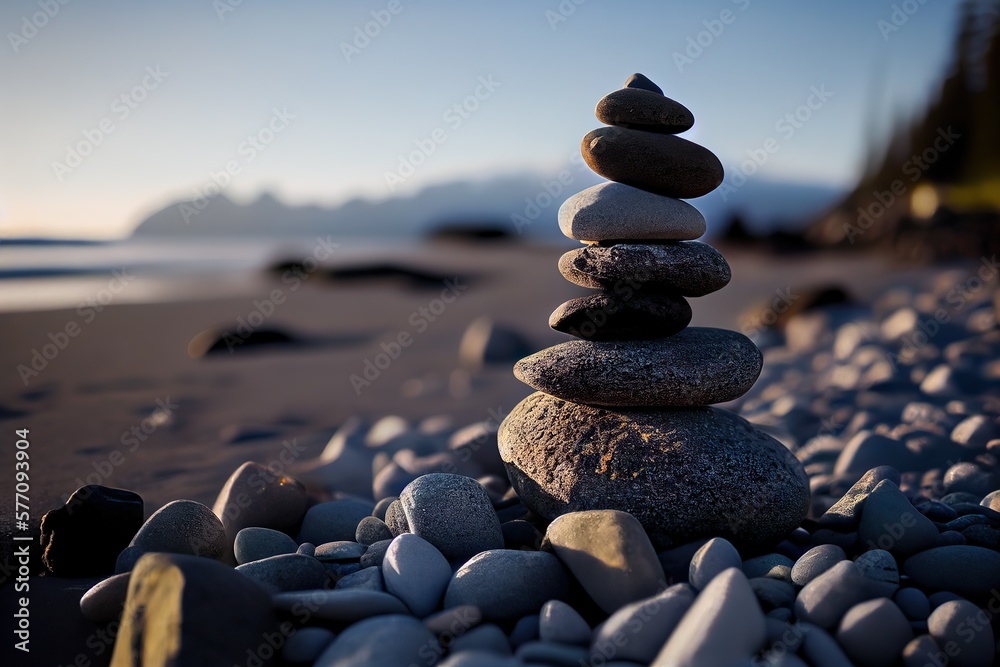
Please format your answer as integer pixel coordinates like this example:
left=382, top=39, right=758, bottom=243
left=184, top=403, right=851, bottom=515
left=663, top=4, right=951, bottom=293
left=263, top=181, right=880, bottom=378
left=582, top=127, right=724, bottom=199
left=40, top=485, right=144, bottom=577
left=558, top=242, right=731, bottom=297
left=624, top=72, right=663, bottom=95
left=596, top=88, right=694, bottom=134
left=549, top=293, right=691, bottom=341
left=514, top=328, right=761, bottom=407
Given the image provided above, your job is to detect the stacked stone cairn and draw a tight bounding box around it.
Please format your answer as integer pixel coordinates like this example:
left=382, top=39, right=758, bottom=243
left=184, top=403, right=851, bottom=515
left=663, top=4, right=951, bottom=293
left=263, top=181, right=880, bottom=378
left=499, top=73, right=811, bottom=549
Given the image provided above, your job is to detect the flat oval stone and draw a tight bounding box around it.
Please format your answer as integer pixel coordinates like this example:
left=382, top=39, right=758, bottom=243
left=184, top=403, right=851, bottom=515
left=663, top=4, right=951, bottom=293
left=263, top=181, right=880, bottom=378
left=234, top=553, right=328, bottom=594
left=902, top=546, right=1000, bottom=599
left=558, top=182, right=705, bottom=242
left=596, top=88, right=694, bottom=134
left=273, top=589, right=410, bottom=622
left=549, top=293, right=691, bottom=341
left=443, top=550, right=570, bottom=623
left=558, top=242, right=731, bottom=297
left=234, top=527, right=297, bottom=565
left=513, top=328, right=761, bottom=407
left=499, top=394, right=809, bottom=549
left=298, top=499, right=374, bottom=545
left=791, top=545, right=847, bottom=587
left=544, top=510, right=664, bottom=613
left=314, top=614, right=440, bottom=667
left=382, top=533, right=451, bottom=617
left=582, top=127, right=724, bottom=199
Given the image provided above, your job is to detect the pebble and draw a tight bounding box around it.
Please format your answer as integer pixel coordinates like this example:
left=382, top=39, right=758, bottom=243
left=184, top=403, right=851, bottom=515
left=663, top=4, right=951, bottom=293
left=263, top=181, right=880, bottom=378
left=549, top=292, right=692, bottom=341
left=799, top=622, right=855, bottom=667
left=791, top=544, right=847, bottom=587
left=927, top=600, right=995, bottom=667
left=313, top=614, right=440, bottom=667
left=79, top=572, right=130, bottom=623
left=360, top=539, right=392, bottom=569
left=500, top=394, right=809, bottom=549
left=858, top=479, right=940, bottom=555
left=590, top=584, right=694, bottom=664
left=854, top=549, right=900, bottom=596
left=689, top=537, right=742, bottom=591
left=335, top=564, right=384, bottom=591
left=384, top=499, right=410, bottom=536
left=514, top=328, right=761, bottom=407
left=451, top=624, right=511, bottom=655
left=398, top=473, right=504, bottom=562
left=235, top=553, right=329, bottom=594
left=509, top=614, right=540, bottom=648
left=516, top=641, right=591, bottom=666
left=819, top=466, right=901, bottom=529
left=424, top=604, right=482, bottom=637
left=283, top=626, right=335, bottom=664
left=438, top=651, right=520, bottom=667
left=558, top=182, right=705, bottom=242
left=273, top=589, right=410, bottom=622
left=443, top=549, right=570, bottom=623
left=39, top=485, right=144, bottom=577
left=233, top=527, right=297, bottom=565
left=834, top=432, right=917, bottom=478
left=297, top=499, right=374, bottom=545
left=581, top=126, right=724, bottom=199
left=653, top=568, right=765, bottom=667
left=537, top=600, right=590, bottom=646
left=595, top=88, right=695, bottom=134
left=794, top=560, right=878, bottom=629
left=624, top=72, right=663, bottom=94
left=895, top=587, right=931, bottom=620
left=950, top=414, right=999, bottom=450
left=129, top=499, right=227, bottom=561
left=750, top=577, right=796, bottom=611
left=111, top=553, right=277, bottom=666
left=558, top=242, right=731, bottom=297
left=836, top=598, right=913, bottom=667
left=944, top=462, right=996, bottom=497
left=212, top=461, right=308, bottom=561
left=902, top=546, right=1000, bottom=598
left=902, top=635, right=944, bottom=667
left=314, top=540, right=367, bottom=562
left=373, top=496, right=395, bottom=520
left=545, top=510, right=664, bottom=612
left=356, top=516, right=393, bottom=545
left=742, top=553, right=794, bottom=582
left=382, top=533, right=451, bottom=617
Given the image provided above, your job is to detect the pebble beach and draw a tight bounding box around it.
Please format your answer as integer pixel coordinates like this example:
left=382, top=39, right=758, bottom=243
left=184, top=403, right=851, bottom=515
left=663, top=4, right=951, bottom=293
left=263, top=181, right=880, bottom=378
left=3, top=74, right=1000, bottom=667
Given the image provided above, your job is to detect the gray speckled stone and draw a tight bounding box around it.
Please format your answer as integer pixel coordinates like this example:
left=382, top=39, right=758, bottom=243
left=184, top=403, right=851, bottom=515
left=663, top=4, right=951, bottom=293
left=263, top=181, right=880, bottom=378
left=233, top=527, right=297, bottom=565
left=130, top=499, right=227, bottom=561
left=443, top=550, right=570, bottom=623
left=514, top=328, right=761, bottom=407
left=234, top=553, right=328, bottom=594
left=399, top=473, right=503, bottom=562
left=596, top=88, right=694, bottom=134
left=582, top=127, right=723, bottom=198
left=549, top=292, right=691, bottom=341
left=558, top=242, right=731, bottom=297
left=558, top=182, right=705, bottom=242
left=499, top=393, right=810, bottom=549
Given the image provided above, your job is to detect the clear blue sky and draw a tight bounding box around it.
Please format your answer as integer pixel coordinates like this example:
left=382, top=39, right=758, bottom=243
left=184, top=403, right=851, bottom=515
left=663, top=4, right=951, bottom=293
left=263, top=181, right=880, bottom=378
left=0, top=0, right=960, bottom=238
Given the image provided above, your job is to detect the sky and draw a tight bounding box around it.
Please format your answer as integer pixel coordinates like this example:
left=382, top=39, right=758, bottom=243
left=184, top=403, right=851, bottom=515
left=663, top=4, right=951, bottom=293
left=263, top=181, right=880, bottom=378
left=0, top=0, right=961, bottom=239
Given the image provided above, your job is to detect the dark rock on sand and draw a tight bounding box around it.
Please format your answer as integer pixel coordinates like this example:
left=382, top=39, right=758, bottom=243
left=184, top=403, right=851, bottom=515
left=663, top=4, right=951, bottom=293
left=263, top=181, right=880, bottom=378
left=499, top=393, right=809, bottom=548
left=514, top=329, right=761, bottom=407
left=582, top=127, right=724, bottom=198
left=558, top=242, right=731, bottom=297
left=40, top=485, right=143, bottom=576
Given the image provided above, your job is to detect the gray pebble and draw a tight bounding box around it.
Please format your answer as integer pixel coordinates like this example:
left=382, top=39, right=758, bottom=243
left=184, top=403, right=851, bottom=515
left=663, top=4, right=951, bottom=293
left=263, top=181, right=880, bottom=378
left=283, top=626, right=335, bottom=664
left=819, top=466, right=901, bottom=530
left=79, top=572, right=130, bottom=623
left=423, top=604, right=482, bottom=637
left=557, top=182, right=704, bottom=243
left=689, top=537, right=741, bottom=591
left=233, top=527, right=298, bottom=565
left=742, top=553, right=794, bottom=582
left=894, top=587, right=931, bottom=620
left=451, top=624, right=511, bottom=655
left=297, top=499, right=373, bottom=545
left=857, top=480, right=939, bottom=555
left=384, top=499, right=410, bottom=536
left=902, top=546, right=1000, bottom=599
left=539, top=600, right=590, bottom=646
left=836, top=598, right=913, bottom=667
left=928, top=600, right=995, bottom=667
left=130, top=499, right=227, bottom=561
left=356, top=516, right=393, bottom=545
left=516, top=640, right=590, bottom=666
left=799, top=622, right=854, bottom=667
left=383, top=533, right=451, bottom=617
left=590, top=584, right=694, bottom=664
left=854, top=549, right=900, bottom=596
left=235, top=553, right=328, bottom=594
left=794, top=561, right=877, bottom=629
left=314, top=540, right=367, bottom=562
left=750, top=577, right=796, bottom=611
left=902, top=635, right=944, bottom=667
left=313, top=614, right=440, bottom=667
left=360, top=539, right=392, bottom=569
left=335, top=565, right=383, bottom=591
left=444, top=550, right=570, bottom=623
left=273, top=589, right=409, bottom=622
left=791, top=544, right=846, bottom=587
left=509, top=614, right=540, bottom=648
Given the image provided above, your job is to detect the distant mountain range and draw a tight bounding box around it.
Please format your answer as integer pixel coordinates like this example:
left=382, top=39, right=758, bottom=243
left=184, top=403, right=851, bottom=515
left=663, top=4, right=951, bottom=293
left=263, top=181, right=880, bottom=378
left=131, top=170, right=843, bottom=241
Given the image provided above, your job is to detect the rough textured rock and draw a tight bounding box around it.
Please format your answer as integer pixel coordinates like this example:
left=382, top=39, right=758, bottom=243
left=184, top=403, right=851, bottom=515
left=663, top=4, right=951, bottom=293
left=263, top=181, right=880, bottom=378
left=558, top=242, right=731, bottom=297
left=110, top=553, right=277, bottom=667
left=549, top=292, right=692, bottom=341
left=582, top=126, right=724, bottom=198
left=499, top=393, right=810, bottom=549
left=558, top=182, right=705, bottom=242
left=544, top=510, right=665, bottom=613
left=513, top=328, right=761, bottom=407
left=129, top=499, right=227, bottom=561
left=595, top=88, right=695, bottom=134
